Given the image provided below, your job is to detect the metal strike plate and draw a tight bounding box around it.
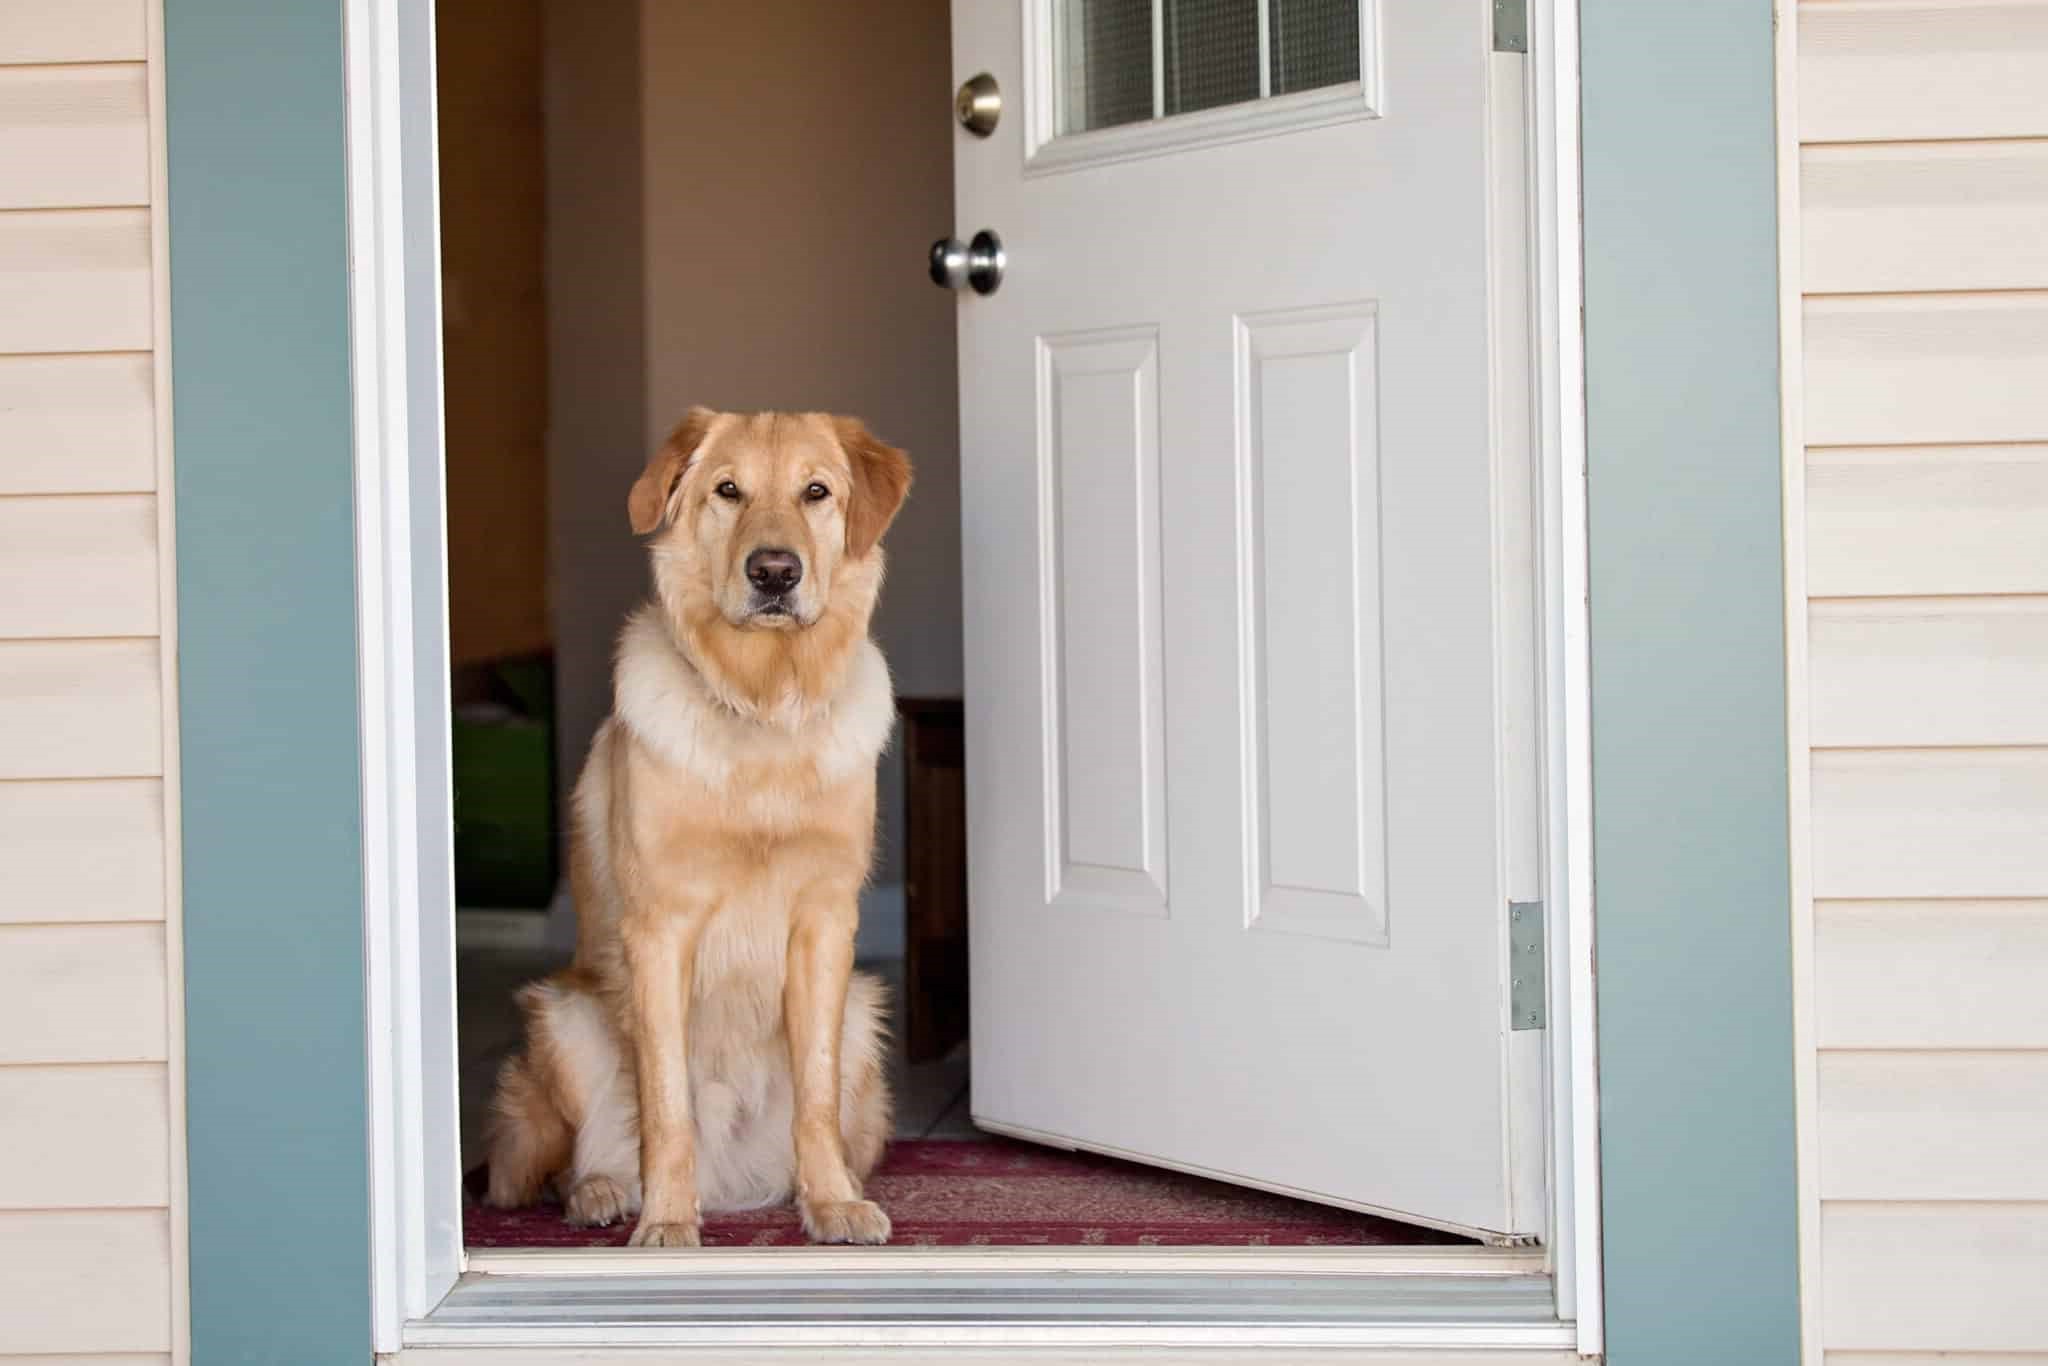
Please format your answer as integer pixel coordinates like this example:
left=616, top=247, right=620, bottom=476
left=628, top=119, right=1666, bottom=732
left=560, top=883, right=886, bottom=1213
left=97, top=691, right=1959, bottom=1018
left=1509, top=900, right=1545, bottom=1030
left=1493, top=0, right=1528, bottom=53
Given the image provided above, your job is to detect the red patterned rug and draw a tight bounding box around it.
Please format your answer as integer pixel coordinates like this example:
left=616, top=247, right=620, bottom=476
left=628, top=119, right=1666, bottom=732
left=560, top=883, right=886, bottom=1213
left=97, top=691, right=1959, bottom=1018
left=464, top=1137, right=1466, bottom=1248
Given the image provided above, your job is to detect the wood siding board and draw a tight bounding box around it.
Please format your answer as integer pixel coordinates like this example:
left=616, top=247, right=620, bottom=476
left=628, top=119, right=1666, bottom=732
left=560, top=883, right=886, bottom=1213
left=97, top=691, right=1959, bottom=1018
left=1803, top=293, right=2048, bottom=448
left=0, top=1062, right=170, bottom=1207
left=0, top=63, right=149, bottom=210
left=0, top=0, right=145, bottom=65
left=1811, top=748, right=2048, bottom=900
left=0, top=638, right=162, bottom=778
left=1821, top=1201, right=2048, bottom=1352
left=1818, top=1050, right=2048, bottom=1200
left=1805, top=445, right=2048, bottom=597
left=0, top=1209, right=170, bottom=1354
left=0, top=922, right=167, bottom=1063
left=0, top=779, right=164, bottom=923
left=1799, top=0, right=2048, bottom=143
left=0, top=207, right=151, bottom=353
left=0, top=493, right=159, bottom=637
left=1815, top=899, right=2048, bottom=1049
left=1801, top=139, right=2048, bottom=295
left=0, top=352, right=155, bottom=494
left=1808, top=596, right=2048, bottom=747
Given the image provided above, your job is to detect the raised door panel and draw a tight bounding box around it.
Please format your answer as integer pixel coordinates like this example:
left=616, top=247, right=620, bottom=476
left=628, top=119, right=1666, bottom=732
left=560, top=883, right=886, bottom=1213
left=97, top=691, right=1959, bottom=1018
left=1236, top=304, right=1386, bottom=944
left=1038, top=327, right=1168, bottom=913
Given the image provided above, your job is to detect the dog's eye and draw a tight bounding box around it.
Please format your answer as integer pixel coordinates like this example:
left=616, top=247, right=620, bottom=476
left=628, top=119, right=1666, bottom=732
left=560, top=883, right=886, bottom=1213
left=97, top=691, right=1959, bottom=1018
left=803, top=482, right=831, bottom=503
left=714, top=480, right=742, bottom=502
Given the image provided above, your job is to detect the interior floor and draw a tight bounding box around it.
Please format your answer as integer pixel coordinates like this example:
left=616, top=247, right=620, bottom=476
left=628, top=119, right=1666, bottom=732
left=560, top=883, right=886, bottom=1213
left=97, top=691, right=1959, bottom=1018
left=456, top=924, right=1466, bottom=1248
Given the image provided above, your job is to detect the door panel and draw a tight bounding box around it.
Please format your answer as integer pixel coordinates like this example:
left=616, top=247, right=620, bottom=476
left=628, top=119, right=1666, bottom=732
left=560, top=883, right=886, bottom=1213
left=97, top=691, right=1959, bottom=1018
left=1040, top=328, right=1171, bottom=914
left=1239, top=304, right=1387, bottom=945
left=951, top=0, right=1532, bottom=1238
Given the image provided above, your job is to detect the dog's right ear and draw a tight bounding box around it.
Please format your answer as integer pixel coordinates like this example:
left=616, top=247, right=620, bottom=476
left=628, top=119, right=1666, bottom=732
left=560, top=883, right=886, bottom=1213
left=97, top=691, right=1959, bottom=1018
left=628, top=407, right=718, bottom=534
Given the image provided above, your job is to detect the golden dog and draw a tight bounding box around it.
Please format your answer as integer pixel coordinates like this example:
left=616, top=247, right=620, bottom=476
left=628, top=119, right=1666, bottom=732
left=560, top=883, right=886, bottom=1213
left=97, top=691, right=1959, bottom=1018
left=484, top=407, right=911, bottom=1246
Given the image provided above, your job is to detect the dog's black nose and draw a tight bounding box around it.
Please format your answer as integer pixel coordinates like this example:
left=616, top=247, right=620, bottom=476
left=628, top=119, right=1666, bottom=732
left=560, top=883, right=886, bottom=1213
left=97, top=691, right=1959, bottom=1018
left=746, top=548, right=803, bottom=594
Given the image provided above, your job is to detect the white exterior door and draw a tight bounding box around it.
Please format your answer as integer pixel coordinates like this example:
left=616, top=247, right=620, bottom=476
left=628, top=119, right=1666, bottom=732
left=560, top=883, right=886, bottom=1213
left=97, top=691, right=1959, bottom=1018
left=950, top=0, right=1540, bottom=1239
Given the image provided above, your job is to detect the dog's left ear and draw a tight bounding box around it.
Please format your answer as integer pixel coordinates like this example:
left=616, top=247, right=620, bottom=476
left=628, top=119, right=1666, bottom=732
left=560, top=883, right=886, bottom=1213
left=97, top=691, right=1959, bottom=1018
left=629, top=406, right=719, bottom=534
left=835, top=417, right=913, bottom=559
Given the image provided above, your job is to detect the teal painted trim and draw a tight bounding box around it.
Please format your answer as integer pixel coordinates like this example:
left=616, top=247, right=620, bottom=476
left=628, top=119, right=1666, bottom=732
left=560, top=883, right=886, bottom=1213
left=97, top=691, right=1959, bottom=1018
left=1582, top=1, right=1800, bottom=1361
left=156, top=0, right=1798, bottom=1359
left=163, top=1, right=372, bottom=1362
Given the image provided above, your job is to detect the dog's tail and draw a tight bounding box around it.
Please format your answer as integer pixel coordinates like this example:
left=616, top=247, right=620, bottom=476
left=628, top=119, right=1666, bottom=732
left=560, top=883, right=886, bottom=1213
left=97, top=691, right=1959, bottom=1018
left=484, top=1042, right=572, bottom=1209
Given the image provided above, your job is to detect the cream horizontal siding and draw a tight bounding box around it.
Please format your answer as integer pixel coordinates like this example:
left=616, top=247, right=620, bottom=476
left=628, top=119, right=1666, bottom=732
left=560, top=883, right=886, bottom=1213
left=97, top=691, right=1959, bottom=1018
left=0, top=353, right=157, bottom=493
left=1792, top=0, right=2048, bottom=1358
left=1799, top=0, right=2048, bottom=143
left=0, top=0, right=182, bottom=1360
left=0, top=63, right=150, bottom=210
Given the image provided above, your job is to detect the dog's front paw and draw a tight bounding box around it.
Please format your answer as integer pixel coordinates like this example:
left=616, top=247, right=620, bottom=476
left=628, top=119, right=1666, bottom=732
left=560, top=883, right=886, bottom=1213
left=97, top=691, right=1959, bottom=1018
left=563, top=1175, right=638, bottom=1227
left=801, top=1199, right=891, bottom=1245
left=628, top=1218, right=702, bottom=1248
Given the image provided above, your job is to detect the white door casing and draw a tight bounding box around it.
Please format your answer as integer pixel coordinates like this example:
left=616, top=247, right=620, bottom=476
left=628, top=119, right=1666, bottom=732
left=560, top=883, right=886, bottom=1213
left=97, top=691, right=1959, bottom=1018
left=953, top=0, right=1544, bottom=1238
left=348, top=0, right=1601, bottom=1348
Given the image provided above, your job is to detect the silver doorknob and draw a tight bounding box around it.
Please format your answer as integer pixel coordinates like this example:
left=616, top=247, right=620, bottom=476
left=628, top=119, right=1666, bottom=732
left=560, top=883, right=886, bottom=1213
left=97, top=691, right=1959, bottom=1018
left=929, top=230, right=1005, bottom=295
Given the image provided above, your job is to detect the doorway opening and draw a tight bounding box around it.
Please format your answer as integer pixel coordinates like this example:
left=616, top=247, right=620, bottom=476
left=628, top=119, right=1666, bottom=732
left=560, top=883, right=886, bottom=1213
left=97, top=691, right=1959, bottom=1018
left=435, top=0, right=1482, bottom=1253
left=403, top=0, right=1581, bottom=1294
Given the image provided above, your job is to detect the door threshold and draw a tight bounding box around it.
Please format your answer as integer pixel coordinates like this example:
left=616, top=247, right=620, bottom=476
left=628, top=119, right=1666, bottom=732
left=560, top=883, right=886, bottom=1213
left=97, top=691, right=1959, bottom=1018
left=464, top=1243, right=1544, bottom=1277
left=411, top=1264, right=1569, bottom=1351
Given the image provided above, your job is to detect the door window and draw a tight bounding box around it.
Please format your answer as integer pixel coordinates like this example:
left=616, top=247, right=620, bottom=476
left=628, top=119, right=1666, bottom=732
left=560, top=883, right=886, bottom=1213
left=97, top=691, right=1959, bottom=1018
left=1059, top=0, right=1364, bottom=135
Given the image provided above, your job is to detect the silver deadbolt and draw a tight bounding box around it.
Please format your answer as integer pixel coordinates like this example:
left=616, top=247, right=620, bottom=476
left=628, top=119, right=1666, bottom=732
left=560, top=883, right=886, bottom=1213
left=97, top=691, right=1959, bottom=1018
left=955, top=73, right=1000, bottom=136
left=929, top=229, right=1005, bottom=295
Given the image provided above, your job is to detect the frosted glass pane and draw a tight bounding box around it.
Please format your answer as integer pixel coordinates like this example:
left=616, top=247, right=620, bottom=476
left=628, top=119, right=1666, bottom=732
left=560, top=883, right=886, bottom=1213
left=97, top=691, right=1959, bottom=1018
left=1270, top=0, right=1360, bottom=95
left=1162, top=0, right=1259, bottom=117
left=1062, top=0, right=1155, bottom=133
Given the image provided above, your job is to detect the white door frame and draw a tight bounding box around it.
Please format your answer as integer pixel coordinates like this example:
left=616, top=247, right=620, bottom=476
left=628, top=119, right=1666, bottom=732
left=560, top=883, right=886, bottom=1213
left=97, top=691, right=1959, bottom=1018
left=348, top=0, right=1599, bottom=1355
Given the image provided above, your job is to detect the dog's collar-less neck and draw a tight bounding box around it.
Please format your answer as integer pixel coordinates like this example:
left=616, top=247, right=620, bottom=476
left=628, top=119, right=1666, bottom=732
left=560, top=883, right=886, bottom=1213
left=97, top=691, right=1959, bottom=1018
left=657, top=603, right=862, bottom=731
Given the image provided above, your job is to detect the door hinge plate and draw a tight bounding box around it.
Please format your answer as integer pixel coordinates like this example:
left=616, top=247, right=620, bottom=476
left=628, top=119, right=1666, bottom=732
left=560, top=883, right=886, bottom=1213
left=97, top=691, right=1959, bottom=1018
left=1509, top=901, right=1545, bottom=1030
left=1493, top=0, right=1528, bottom=53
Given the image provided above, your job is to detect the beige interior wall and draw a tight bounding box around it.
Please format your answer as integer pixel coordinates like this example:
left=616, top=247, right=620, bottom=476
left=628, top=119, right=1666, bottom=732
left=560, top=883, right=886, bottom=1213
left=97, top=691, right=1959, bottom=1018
left=638, top=0, right=962, bottom=705
left=546, top=0, right=961, bottom=894
left=544, top=0, right=648, bottom=795
left=439, top=0, right=551, bottom=670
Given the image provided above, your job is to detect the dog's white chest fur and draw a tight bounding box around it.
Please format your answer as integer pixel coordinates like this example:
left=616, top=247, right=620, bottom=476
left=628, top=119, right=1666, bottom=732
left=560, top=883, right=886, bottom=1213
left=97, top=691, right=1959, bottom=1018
left=610, top=605, right=895, bottom=795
